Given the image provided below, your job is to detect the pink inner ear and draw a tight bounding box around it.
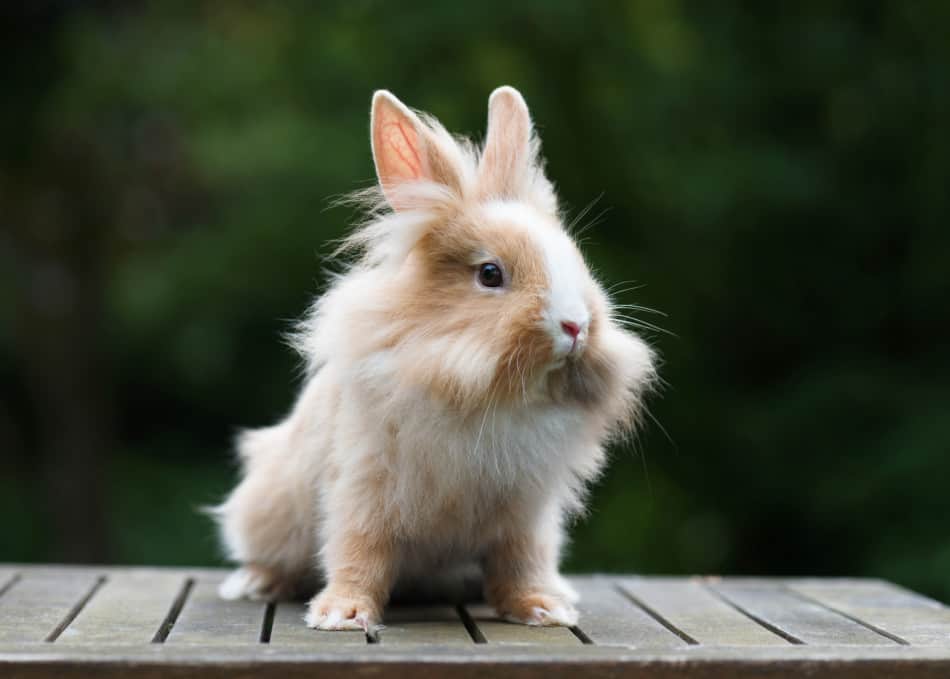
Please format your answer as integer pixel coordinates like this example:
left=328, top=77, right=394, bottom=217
left=379, top=119, right=423, bottom=182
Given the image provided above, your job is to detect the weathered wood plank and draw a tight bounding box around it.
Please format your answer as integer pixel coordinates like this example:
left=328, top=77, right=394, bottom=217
left=166, top=579, right=266, bottom=645
left=0, top=571, right=101, bottom=643
left=378, top=606, right=473, bottom=646
left=571, top=577, right=685, bottom=648
left=58, top=570, right=188, bottom=644
left=269, top=601, right=366, bottom=647
left=619, top=578, right=788, bottom=646
left=710, top=580, right=897, bottom=646
left=3, top=639, right=950, bottom=662
left=1, top=564, right=948, bottom=676
left=0, top=565, right=226, bottom=579
left=466, top=604, right=580, bottom=646
left=790, top=579, right=950, bottom=646
left=4, top=642, right=950, bottom=679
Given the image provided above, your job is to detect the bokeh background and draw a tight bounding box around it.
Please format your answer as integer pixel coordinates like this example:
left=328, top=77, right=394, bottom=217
left=2, top=2, right=949, bottom=602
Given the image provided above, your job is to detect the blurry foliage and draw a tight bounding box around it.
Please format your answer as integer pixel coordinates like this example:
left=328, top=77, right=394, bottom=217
left=1, top=2, right=949, bottom=600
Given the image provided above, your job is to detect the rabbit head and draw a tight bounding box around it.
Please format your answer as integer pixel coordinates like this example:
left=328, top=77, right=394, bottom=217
left=305, top=87, right=654, bottom=431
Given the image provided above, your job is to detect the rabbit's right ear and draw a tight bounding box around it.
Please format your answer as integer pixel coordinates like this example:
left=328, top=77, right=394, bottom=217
left=371, top=91, right=461, bottom=210
left=478, top=86, right=534, bottom=199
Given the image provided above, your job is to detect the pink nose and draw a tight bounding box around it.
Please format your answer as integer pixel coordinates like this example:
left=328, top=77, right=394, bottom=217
left=560, top=320, right=581, bottom=339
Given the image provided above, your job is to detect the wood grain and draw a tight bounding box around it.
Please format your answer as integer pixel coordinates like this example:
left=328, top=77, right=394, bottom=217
left=1, top=565, right=948, bottom=677
left=57, top=570, right=188, bottom=644
left=0, top=571, right=101, bottom=643
left=790, top=579, right=950, bottom=646
left=465, top=604, right=580, bottom=646
left=711, top=580, right=897, bottom=645
left=2, top=643, right=950, bottom=679
left=571, top=577, right=685, bottom=648
left=165, top=579, right=266, bottom=645
left=378, top=606, right=473, bottom=646
left=619, top=577, right=789, bottom=646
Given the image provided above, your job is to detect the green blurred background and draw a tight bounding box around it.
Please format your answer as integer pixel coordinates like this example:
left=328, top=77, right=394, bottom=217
left=2, top=2, right=949, bottom=602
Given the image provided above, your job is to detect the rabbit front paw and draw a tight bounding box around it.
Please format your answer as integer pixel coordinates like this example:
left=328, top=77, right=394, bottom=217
left=493, top=590, right=579, bottom=627
left=304, top=587, right=380, bottom=632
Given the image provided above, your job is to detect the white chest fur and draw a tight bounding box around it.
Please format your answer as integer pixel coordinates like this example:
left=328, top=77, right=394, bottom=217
left=376, top=392, right=588, bottom=548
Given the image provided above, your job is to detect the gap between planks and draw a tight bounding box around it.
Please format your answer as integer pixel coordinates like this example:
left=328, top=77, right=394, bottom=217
left=781, top=583, right=910, bottom=646
left=152, top=578, right=195, bottom=643
left=614, top=582, right=699, bottom=645
left=45, top=576, right=107, bottom=643
left=260, top=603, right=276, bottom=643
left=701, top=582, right=805, bottom=645
left=455, top=604, right=486, bottom=644
left=0, top=573, right=21, bottom=600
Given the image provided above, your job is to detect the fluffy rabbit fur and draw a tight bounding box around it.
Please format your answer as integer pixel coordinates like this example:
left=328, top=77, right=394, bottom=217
left=213, top=86, right=656, bottom=631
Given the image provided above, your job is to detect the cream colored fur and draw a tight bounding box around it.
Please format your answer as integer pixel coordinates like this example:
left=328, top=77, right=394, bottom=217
left=212, top=86, right=656, bottom=632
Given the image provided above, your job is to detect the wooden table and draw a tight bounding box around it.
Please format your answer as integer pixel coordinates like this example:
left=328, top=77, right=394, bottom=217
left=1, top=565, right=949, bottom=677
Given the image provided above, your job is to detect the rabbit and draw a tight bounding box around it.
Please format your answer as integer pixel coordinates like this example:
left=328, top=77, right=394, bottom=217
left=211, top=86, right=657, bottom=632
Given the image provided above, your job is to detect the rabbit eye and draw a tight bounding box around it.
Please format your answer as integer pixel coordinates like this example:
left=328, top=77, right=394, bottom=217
left=477, top=262, right=504, bottom=288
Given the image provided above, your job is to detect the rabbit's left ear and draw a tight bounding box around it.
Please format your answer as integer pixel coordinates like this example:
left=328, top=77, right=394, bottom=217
left=478, top=86, right=533, bottom=199
left=371, top=91, right=462, bottom=210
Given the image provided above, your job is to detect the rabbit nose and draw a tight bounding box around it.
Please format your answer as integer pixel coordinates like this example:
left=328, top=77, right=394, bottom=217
left=560, top=321, right=582, bottom=339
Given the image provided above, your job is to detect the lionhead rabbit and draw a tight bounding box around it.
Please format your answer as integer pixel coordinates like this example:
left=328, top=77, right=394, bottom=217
left=213, top=86, right=656, bottom=631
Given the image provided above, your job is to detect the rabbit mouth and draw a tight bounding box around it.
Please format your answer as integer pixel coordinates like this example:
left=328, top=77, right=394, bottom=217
left=551, top=334, right=587, bottom=361
left=547, top=342, right=586, bottom=371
